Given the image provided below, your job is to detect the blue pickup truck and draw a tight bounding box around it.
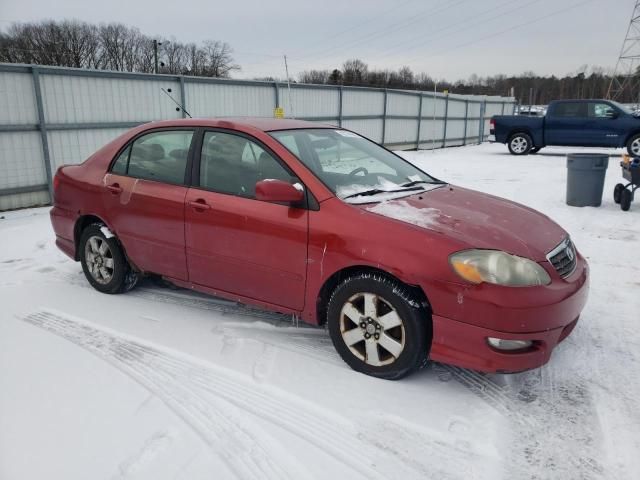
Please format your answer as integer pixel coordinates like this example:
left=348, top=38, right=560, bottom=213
left=490, top=99, right=640, bottom=155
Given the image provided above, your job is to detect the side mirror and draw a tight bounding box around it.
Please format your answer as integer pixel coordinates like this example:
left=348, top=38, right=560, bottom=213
left=606, top=111, right=619, bottom=119
left=255, top=179, right=304, bottom=203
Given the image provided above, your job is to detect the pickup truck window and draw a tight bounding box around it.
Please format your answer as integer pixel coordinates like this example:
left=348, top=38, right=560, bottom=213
left=553, top=102, right=588, bottom=118
left=589, top=103, right=616, bottom=118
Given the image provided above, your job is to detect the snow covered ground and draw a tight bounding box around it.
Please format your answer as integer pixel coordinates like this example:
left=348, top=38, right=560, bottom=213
left=1, top=143, right=639, bottom=479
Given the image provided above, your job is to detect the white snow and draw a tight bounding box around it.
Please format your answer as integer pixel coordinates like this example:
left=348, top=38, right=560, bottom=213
left=1, top=143, right=639, bottom=479
left=367, top=200, right=446, bottom=229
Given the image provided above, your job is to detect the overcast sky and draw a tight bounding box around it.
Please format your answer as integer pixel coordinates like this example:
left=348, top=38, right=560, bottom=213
left=0, top=0, right=635, bottom=81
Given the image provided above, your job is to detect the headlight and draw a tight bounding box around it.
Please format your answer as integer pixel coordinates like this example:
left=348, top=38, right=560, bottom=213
left=449, top=250, right=551, bottom=286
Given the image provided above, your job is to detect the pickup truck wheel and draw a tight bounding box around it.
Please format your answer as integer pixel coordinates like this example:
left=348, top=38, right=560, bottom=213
left=327, top=273, right=430, bottom=380
left=626, top=134, right=640, bottom=157
left=508, top=133, right=533, bottom=155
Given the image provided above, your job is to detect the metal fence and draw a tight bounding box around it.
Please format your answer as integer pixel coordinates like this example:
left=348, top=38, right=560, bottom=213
left=0, top=63, right=515, bottom=210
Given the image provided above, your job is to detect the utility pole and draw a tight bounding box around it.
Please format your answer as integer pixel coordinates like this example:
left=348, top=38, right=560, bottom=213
left=284, top=55, right=294, bottom=118
left=153, top=40, right=162, bottom=74
left=608, top=0, right=640, bottom=104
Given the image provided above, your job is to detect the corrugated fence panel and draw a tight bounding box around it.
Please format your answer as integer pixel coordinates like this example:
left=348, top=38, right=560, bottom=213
left=0, top=132, right=46, bottom=188
left=48, top=128, right=129, bottom=170
left=280, top=86, right=339, bottom=118
left=0, top=191, right=50, bottom=211
left=0, top=65, right=515, bottom=210
left=47, top=128, right=127, bottom=172
left=41, top=75, right=181, bottom=123
left=0, top=72, right=38, bottom=124
left=418, top=119, right=446, bottom=148
left=385, top=119, right=418, bottom=147
left=342, top=119, right=383, bottom=143
left=186, top=83, right=274, bottom=117
left=387, top=92, right=420, bottom=117
left=421, top=96, right=447, bottom=118
left=342, top=89, right=384, bottom=116
left=447, top=99, right=467, bottom=117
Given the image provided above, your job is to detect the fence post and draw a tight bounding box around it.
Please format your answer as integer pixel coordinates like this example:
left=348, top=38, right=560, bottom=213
left=381, top=88, right=388, bottom=145
left=463, top=100, right=469, bottom=146
left=179, top=76, right=187, bottom=119
left=31, top=66, right=53, bottom=201
left=442, top=93, right=449, bottom=148
left=501, top=102, right=505, bottom=115
left=416, top=93, right=423, bottom=150
left=273, top=81, right=280, bottom=110
left=338, top=85, right=343, bottom=127
left=478, top=100, right=487, bottom=144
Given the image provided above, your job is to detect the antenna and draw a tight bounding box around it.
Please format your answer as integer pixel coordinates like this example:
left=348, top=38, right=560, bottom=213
left=607, top=0, right=640, bottom=104
left=284, top=55, right=295, bottom=118
left=161, top=87, right=192, bottom=118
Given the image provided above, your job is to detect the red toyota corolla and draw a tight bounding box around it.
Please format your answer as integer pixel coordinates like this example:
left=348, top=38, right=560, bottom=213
left=50, top=118, right=589, bottom=379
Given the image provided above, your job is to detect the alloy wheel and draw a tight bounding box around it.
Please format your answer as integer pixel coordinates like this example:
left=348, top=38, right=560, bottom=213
left=339, top=292, right=406, bottom=366
left=84, top=235, right=115, bottom=285
left=510, top=136, right=528, bottom=154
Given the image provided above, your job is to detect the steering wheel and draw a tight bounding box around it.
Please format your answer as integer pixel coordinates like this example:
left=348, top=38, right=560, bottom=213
left=348, top=167, right=369, bottom=178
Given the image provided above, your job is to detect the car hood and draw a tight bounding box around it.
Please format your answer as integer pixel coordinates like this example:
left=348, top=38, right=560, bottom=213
left=359, top=185, right=566, bottom=261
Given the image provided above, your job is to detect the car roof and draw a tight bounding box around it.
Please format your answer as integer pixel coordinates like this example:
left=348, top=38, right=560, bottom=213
left=139, top=117, right=337, bottom=132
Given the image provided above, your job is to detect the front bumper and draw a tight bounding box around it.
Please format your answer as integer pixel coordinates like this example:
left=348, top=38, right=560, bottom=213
left=427, top=258, right=589, bottom=373
left=429, top=314, right=579, bottom=373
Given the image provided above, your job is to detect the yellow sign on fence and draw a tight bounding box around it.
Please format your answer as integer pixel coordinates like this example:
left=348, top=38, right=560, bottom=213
left=274, top=107, right=284, bottom=118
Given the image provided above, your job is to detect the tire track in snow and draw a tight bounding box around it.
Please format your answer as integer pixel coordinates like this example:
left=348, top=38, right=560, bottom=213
left=19, top=309, right=438, bottom=480
left=437, top=363, right=605, bottom=478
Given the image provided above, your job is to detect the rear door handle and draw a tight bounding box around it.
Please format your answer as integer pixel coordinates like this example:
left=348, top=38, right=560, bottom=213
left=107, top=183, right=122, bottom=194
left=188, top=199, right=211, bottom=210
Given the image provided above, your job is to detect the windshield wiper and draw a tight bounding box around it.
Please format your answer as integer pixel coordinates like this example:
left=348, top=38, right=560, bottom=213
left=399, top=179, right=447, bottom=188
left=342, top=186, right=424, bottom=200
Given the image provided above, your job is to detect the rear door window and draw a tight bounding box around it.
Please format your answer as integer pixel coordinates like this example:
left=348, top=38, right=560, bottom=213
left=552, top=102, right=587, bottom=118
left=117, top=130, right=194, bottom=184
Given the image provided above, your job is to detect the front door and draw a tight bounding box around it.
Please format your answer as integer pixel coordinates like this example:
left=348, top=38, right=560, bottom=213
left=184, top=130, right=308, bottom=310
left=102, top=129, right=195, bottom=280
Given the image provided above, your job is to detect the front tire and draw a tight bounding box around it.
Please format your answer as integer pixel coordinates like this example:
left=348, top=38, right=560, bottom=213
left=327, top=273, right=430, bottom=380
left=79, top=224, right=139, bottom=294
left=508, top=133, right=533, bottom=155
left=620, top=188, right=632, bottom=211
left=626, top=134, right=640, bottom=157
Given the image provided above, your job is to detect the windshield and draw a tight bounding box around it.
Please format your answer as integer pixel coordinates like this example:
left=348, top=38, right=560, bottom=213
left=269, top=129, right=442, bottom=203
left=610, top=101, right=634, bottom=115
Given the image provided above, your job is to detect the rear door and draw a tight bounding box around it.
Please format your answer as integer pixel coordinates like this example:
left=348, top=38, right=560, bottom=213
left=545, top=102, right=590, bottom=146
left=102, top=129, right=195, bottom=280
left=184, top=129, right=309, bottom=310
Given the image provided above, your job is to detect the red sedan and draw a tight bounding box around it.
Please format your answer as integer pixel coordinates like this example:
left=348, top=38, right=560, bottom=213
left=50, top=118, right=589, bottom=379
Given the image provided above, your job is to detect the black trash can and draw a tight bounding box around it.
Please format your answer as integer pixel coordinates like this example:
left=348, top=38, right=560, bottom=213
left=566, top=153, right=609, bottom=207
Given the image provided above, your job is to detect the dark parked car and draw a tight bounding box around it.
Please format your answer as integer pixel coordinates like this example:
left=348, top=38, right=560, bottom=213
left=50, top=118, right=589, bottom=379
left=490, top=99, right=640, bottom=155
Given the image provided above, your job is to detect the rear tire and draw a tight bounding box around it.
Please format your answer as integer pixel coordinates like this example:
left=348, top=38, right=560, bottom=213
left=326, top=273, right=431, bottom=380
left=79, top=223, right=139, bottom=294
left=508, top=133, right=533, bottom=155
left=620, top=189, right=632, bottom=211
left=626, top=133, right=640, bottom=157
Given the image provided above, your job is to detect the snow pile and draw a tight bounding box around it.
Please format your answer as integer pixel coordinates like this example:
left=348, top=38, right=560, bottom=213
left=367, top=200, right=445, bottom=229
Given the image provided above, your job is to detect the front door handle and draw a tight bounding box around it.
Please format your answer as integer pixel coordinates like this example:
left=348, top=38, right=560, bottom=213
left=107, top=183, right=122, bottom=194
left=188, top=199, right=211, bottom=210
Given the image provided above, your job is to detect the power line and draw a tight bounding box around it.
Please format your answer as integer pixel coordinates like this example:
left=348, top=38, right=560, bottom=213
left=372, top=0, right=542, bottom=62
left=398, top=0, right=596, bottom=69
left=290, top=0, right=467, bottom=63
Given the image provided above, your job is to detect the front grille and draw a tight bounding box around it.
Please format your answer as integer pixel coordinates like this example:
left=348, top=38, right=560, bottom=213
left=547, top=238, right=577, bottom=279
